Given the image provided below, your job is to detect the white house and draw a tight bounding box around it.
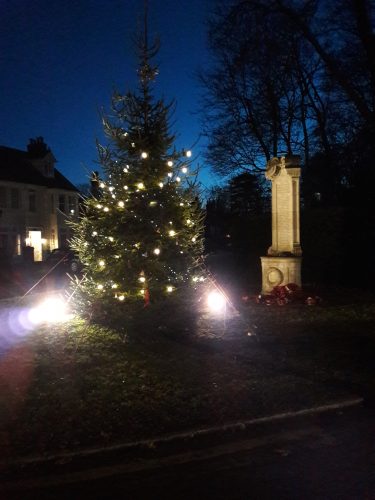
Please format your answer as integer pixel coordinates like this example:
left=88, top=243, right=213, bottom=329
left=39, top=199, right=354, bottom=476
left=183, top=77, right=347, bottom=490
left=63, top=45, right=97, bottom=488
left=0, top=137, right=80, bottom=262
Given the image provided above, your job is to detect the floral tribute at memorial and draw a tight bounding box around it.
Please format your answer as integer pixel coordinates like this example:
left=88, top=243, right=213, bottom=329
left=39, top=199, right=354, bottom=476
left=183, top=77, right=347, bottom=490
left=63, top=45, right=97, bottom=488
left=243, top=284, right=322, bottom=307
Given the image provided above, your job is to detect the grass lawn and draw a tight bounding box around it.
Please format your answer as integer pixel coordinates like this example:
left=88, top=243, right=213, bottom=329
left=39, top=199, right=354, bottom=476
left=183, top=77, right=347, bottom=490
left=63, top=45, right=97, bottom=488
left=0, top=289, right=374, bottom=462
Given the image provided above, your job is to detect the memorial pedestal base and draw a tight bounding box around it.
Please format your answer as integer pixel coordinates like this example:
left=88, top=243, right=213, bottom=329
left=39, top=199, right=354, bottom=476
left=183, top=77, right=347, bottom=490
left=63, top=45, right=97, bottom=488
left=260, top=256, right=302, bottom=294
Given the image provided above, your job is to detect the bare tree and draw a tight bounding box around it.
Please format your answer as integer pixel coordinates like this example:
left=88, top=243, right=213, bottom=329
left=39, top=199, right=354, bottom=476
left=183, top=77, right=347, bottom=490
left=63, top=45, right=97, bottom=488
left=200, top=0, right=374, bottom=207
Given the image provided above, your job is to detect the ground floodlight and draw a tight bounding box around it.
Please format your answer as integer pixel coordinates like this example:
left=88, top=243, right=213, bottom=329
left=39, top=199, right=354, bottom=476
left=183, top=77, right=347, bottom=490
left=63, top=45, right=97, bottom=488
left=207, top=290, right=227, bottom=313
left=29, top=296, right=71, bottom=325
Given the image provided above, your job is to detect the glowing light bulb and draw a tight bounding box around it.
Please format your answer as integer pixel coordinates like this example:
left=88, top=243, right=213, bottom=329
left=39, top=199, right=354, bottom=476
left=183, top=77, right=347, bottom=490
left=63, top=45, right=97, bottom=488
left=182, top=167, right=188, bottom=174
left=153, top=248, right=160, bottom=255
left=112, top=284, right=118, bottom=289
left=137, top=182, right=145, bottom=190
left=192, top=237, right=196, bottom=242
left=193, top=276, right=199, bottom=282
left=166, top=286, right=173, bottom=293
left=123, top=185, right=129, bottom=190
left=108, top=236, right=114, bottom=242
left=176, top=177, right=181, bottom=182
left=167, top=172, right=173, bottom=178
left=186, top=219, right=191, bottom=225
left=92, top=231, right=98, bottom=236
left=167, top=160, right=173, bottom=167
left=104, top=207, right=109, bottom=212
left=118, top=201, right=125, bottom=208
left=139, top=276, right=146, bottom=283
left=207, top=290, right=226, bottom=313
left=169, top=230, right=176, bottom=237
left=109, top=186, right=114, bottom=192
left=99, top=260, right=105, bottom=267
left=99, top=182, right=105, bottom=188
left=141, top=152, right=148, bottom=159
left=97, top=284, right=104, bottom=290
left=159, top=182, right=164, bottom=188
left=118, top=295, right=125, bottom=301
left=186, top=150, right=192, bottom=158
left=96, top=204, right=102, bottom=209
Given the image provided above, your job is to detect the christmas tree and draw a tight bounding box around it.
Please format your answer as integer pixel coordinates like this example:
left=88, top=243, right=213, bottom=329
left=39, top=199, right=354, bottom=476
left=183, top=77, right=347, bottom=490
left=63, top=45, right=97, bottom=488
left=70, top=27, right=204, bottom=321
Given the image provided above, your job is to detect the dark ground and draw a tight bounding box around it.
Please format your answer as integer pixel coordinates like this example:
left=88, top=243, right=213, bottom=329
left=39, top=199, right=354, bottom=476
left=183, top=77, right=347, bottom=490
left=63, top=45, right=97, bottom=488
left=0, top=260, right=69, bottom=300
left=2, top=405, right=375, bottom=500
left=1, top=253, right=375, bottom=499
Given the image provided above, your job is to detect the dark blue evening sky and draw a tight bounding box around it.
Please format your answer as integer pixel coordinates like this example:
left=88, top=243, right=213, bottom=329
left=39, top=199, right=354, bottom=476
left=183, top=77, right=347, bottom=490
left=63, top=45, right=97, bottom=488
left=0, top=0, right=220, bottom=192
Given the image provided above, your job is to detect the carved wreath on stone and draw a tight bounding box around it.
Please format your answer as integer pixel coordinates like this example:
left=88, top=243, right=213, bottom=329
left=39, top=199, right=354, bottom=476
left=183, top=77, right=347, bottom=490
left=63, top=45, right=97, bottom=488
left=265, top=157, right=282, bottom=179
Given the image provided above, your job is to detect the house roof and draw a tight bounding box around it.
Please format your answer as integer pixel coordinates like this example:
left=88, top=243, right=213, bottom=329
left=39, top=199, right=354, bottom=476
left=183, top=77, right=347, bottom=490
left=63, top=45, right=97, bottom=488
left=0, top=146, right=79, bottom=192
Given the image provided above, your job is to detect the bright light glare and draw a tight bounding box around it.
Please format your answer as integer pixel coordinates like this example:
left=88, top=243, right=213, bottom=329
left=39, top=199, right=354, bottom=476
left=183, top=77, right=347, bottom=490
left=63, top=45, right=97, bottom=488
left=207, top=291, right=227, bottom=313
left=29, top=297, right=72, bottom=324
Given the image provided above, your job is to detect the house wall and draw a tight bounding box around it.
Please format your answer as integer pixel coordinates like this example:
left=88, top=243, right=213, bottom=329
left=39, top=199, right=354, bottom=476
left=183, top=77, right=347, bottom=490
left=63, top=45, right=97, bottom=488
left=0, top=181, right=79, bottom=260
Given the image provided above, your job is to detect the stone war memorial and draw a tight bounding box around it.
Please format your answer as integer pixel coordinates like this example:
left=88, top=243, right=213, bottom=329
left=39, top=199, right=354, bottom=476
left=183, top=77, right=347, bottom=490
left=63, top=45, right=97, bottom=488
left=261, top=155, right=302, bottom=294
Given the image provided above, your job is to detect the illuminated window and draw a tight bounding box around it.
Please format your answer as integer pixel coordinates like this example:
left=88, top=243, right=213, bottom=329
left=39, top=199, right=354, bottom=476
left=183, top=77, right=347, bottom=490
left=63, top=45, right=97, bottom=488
left=17, top=234, right=21, bottom=255
left=68, top=196, right=76, bottom=214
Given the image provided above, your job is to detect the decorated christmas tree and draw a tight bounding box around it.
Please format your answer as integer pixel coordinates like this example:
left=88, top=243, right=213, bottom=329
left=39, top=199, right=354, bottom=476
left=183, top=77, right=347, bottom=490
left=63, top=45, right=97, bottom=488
left=70, top=27, right=204, bottom=321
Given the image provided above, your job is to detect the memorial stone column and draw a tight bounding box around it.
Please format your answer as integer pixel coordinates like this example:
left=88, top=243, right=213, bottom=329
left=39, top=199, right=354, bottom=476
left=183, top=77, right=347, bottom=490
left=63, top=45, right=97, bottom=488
left=260, top=156, right=302, bottom=294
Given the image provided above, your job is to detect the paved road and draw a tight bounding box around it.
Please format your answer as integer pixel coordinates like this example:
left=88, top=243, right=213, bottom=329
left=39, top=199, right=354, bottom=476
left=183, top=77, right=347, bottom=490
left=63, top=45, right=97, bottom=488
left=3, top=405, right=375, bottom=500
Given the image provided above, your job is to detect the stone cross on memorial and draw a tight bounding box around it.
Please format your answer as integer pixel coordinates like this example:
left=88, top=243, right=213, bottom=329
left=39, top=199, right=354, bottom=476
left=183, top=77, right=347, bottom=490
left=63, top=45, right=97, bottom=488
left=260, top=156, right=302, bottom=294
